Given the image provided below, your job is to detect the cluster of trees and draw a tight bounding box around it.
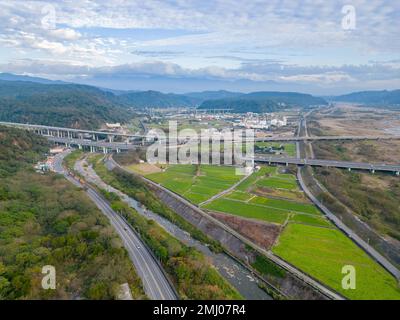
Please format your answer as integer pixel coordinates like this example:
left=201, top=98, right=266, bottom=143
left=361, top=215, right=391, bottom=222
left=0, top=127, right=146, bottom=299
left=0, top=127, right=48, bottom=178
left=90, top=154, right=222, bottom=252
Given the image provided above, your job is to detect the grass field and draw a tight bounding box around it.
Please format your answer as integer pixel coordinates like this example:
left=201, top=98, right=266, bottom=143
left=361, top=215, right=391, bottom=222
left=203, top=165, right=325, bottom=225
left=273, top=224, right=400, bottom=300
left=146, top=164, right=241, bottom=204
left=249, top=196, right=320, bottom=215
left=225, top=190, right=254, bottom=202
left=251, top=142, right=296, bottom=157
left=236, top=166, right=276, bottom=192
left=203, top=198, right=289, bottom=224
left=256, top=176, right=298, bottom=190
left=289, top=213, right=331, bottom=227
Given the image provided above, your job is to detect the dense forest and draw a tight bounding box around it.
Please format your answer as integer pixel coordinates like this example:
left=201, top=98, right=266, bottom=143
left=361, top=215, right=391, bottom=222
left=199, top=91, right=327, bottom=113
left=0, top=81, right=134, bottom=130
left=0, top=126, right=146, bottom=299
left=332, top=89, right=400, bottom=106
left=117, top=90, right=199, bottom=108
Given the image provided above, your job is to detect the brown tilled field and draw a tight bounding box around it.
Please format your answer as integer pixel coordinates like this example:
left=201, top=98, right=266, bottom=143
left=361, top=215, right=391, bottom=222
left=209, top=211, right=282, bottom=249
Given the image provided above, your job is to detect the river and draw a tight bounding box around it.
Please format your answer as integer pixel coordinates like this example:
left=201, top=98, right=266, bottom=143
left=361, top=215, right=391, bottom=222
left=74, top=157, right=272, bottom=300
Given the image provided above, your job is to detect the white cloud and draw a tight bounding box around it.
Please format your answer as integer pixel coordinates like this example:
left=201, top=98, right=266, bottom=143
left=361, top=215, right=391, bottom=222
left=49, top=28, right=81, bottom=41
left=0, top=0, right=398, bottom=93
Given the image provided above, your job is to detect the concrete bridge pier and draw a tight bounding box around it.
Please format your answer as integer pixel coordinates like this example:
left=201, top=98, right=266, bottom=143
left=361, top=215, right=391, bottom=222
left=78, top=144, right=82, bottom=150
left=348, top=168, right=352, bottom=172
left=396, top=171, right=399, bottom=176
left=116, top=148, right=121, bottom=154
left=103, top=147, right=108, bottom=154
left=90, top=146, right=95, bottom=153
left=371, top=169, right=375, bottom=174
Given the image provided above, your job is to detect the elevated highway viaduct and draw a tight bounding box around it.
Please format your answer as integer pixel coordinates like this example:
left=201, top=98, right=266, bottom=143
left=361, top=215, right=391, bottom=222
left=1, top=121, right=399, bottom=143
left=1, top=121, right=399, bottom=174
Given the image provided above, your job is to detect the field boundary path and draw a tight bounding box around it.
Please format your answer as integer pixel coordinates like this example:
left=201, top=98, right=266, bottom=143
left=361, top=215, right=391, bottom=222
left=198, top=171, right=252, bottom=206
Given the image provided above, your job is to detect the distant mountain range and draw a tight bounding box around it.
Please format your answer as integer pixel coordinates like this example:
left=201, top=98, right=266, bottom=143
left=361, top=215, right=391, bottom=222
left=0, top=73, right=398, bottom=129
left=0, top=72, right=67, bottom=85
left=332, top=90, right=400, bottom=106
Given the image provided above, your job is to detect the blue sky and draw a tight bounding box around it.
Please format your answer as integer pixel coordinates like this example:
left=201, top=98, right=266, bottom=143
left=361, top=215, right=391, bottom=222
left=0, top=0, right=399, bottom=94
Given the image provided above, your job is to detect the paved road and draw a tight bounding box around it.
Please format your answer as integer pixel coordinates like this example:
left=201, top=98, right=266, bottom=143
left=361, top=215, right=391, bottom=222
left=109, top=156, right=344, bottom=300
left=52, top=152, right=178, bottom=300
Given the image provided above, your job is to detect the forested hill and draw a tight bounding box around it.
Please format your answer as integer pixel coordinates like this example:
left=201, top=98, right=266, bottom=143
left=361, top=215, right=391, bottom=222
left=0, top=126, right=49, bottom=177
left=117, top=90, right=199, bottom=108
left=0, top=81, right=133, bottom=129
left=332, top=90, right=400, bottom=106
left=0, top=126, right=146, bottom=299
left=198, top=91, right=327, bottom=113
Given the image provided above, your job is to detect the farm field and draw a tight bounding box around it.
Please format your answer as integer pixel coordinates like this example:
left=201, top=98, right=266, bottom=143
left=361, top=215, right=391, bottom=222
left=136, top=162, right=400, bottom=299
left=256, top=176, right=298, bottom=190
left=202, top=165, right=330, bottom=227
left=249, top=196, right=320, bottom=215
left=203, top=198, right=289, bottom=224
left=255, top=142, right=296, bottom=157
left=146, top=164, right=242, bottom=204
left=273, top=224, right=400, bottom=300
left=244, top=142, right=296, bottom=157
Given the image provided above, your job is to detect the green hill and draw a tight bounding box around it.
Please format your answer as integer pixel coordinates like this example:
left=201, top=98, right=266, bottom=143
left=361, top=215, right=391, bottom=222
left=0, top=81, right=133, bottom=129
left=117, top=90, right=199, bottom=108
left=333, top=90, right=400, bottom=106
left=0, top=126, right=146, bottom=299
left=198, top=91, right=327, bottom=113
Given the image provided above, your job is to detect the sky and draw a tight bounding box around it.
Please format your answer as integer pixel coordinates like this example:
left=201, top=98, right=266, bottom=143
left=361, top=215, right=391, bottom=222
left=0, top=0, right=399, bottom=94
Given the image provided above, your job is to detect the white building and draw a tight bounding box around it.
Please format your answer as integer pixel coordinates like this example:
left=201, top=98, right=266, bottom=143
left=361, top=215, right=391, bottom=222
left=106, top=123, right=121, bottom=129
